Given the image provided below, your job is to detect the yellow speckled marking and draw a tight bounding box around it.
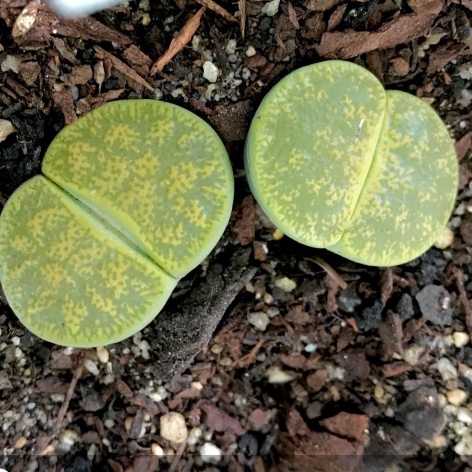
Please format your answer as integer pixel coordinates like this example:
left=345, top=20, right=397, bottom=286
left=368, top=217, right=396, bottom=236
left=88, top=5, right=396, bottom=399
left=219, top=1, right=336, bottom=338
left=0, top=176, right=177, bottom=347
left=42, top=100, right=234, bottom=278
left=0, top=100, right=234, bottom=347
left=245, top=61, right=458, bottom=266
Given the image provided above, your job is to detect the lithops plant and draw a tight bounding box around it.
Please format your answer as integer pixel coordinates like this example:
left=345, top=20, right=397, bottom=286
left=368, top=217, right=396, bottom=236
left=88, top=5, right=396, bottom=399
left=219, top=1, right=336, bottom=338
left=0, top=100, right=234, bottom=347
left=245, top=60, right=458, bottom=266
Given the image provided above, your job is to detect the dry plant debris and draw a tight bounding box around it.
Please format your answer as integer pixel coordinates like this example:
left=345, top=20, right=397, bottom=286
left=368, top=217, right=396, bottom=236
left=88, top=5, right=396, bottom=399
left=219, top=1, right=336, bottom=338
left=1, top=0, right=472, bottom=469
left=151, top=7, right=206, bottom=74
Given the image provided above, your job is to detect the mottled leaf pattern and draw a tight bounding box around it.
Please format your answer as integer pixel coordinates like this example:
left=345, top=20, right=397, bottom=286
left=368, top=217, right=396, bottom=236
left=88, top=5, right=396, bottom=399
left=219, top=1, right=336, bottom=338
left=43, top=100, right=234, bottom=278
left=0, top=176, right=177, bottom=347
left=0, top=100, right=234, bottom=347
left=245, top=61, right=458, bottom=266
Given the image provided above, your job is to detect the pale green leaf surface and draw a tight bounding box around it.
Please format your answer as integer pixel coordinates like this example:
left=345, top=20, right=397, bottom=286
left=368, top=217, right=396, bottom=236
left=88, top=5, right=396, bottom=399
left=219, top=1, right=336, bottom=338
left=245, top=61, right=458, bottom=266
left=330, top=90, right=458, bottom=266
left=42, top=100, right=234, bottom=278
left=0, top=176, right=177, bottom=347
left=245, top=60, right=386, bottom=247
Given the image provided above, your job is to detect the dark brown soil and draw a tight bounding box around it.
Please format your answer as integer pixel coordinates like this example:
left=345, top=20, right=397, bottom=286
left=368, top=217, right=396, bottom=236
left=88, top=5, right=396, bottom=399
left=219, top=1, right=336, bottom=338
left=1, top=0, right=472, bottom=471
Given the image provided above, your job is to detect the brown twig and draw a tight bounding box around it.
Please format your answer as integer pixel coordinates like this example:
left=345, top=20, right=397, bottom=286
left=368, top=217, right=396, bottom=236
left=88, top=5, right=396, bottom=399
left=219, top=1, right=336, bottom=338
left=238, top=0, right=246, bottom=38
left=380, top=267, right=394, bottom=306
left=169, top=439, right=188, bottom=472
left=56, top=361, right=84, bottom=431
left=231, top=339, right=265, bottom=369
left=196, top=0, right=237, bottom=22
left=453, top=267, right=472, bottom=338
left=305, top=256, right=347, bottom=289
left=288, top=2, right=300, bottom=29
left=94, top=46, right=153, bottom=92
left=151, top=8, right=206, bottom=75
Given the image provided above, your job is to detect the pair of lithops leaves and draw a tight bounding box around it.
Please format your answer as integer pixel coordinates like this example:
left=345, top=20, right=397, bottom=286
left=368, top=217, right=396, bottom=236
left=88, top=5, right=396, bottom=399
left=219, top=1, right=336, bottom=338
left=0, top=60, right=458, bottom=347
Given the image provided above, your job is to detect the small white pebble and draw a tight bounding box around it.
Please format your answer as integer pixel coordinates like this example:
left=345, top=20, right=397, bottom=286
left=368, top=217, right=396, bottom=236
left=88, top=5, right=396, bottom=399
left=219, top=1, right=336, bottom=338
left=266, top=367, right=294, bottom=384
left=11, top=336, right=20, bottom=346
left=454, top=332, right=470, bottom=348
left=125, top=417, right=134, bottom=431
left=160, top=412, right=188, bottom=443
left=192, top=35, right=201, bottom=52
left=149, top=392, right=162, bottom=402
left=104, top=419, right=115, bottom=429
left=219, top=356, right=232, bottom=366
left=438, top=393, right=447, bottom=408
left=434, top=226, right=454, bottom=249
left=304, top=343, right=317, bottom=353
left=274, top=277, right=296, bottom=292
left=402, top=345, right=424, bottom=366
left=267, top=307, right=280, bottom=318
left=59, top=430, right=79, bottom=446
left=443, top=334, right=455, bottom=347
left=200, top=442, right=222, bottom=463
left=50, top=394, right=65, bottom=402
left=64, top=347, right=74, bottom=355
left=187, top=426, right=203, bottom=446
left=84, top=359, right=99, bottom=376
left=242, top=67, right=251, bottom=80
left=248, top=312, right=270, bottom=331
left=246, top=45, right=256, bottom=57
left=102, top=374, right=115, bottom=385
left=261, top=0, right=280, bottom=16
left=14, top=347, right=23, bottom=359
left=235, top=395, right=247, bottom=407
left=455, top=202, right=466, bottom=215
left=444, top=404, right=458, bottom=415
left=449, top=216, right=461, bottom=229
left=1, top=55, right=21, bottom=73
left=151, top=443, right=165, bottom=456
left=87, top=443, right=96, bottom=461
left=226, top=39, right=237, bottom=55
left=447, top=389, right=468, bottom=406
left=96, top=346, right=109, bottom=363
left=263, top=293, right=274, bottom=304
left=455, top=439, right=466, bottom=455
left=458, top=407, right=472, bottom=424
left=437, top=358, right=458, bottom=380
left=203, top=61, right=219, bottom=83
left=211, top=344, right=223, bottom=354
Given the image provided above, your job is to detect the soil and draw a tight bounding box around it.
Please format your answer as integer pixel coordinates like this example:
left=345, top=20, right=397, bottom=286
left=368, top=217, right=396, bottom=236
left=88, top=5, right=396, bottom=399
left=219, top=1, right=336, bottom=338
left=1, top=0, right=472, bottom=471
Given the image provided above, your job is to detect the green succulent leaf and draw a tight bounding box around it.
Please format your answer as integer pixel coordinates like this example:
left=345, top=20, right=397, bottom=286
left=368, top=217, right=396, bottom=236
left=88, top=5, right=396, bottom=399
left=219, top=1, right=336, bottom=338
left=0, top=100, right=234, bottom=347
left=330, top=90, right=458, bottom=265
left=245, top=60, right=458, bottom=266
left=0, top=176, right=177, bottom=347
left=42, top=100, right=234, bottom=279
